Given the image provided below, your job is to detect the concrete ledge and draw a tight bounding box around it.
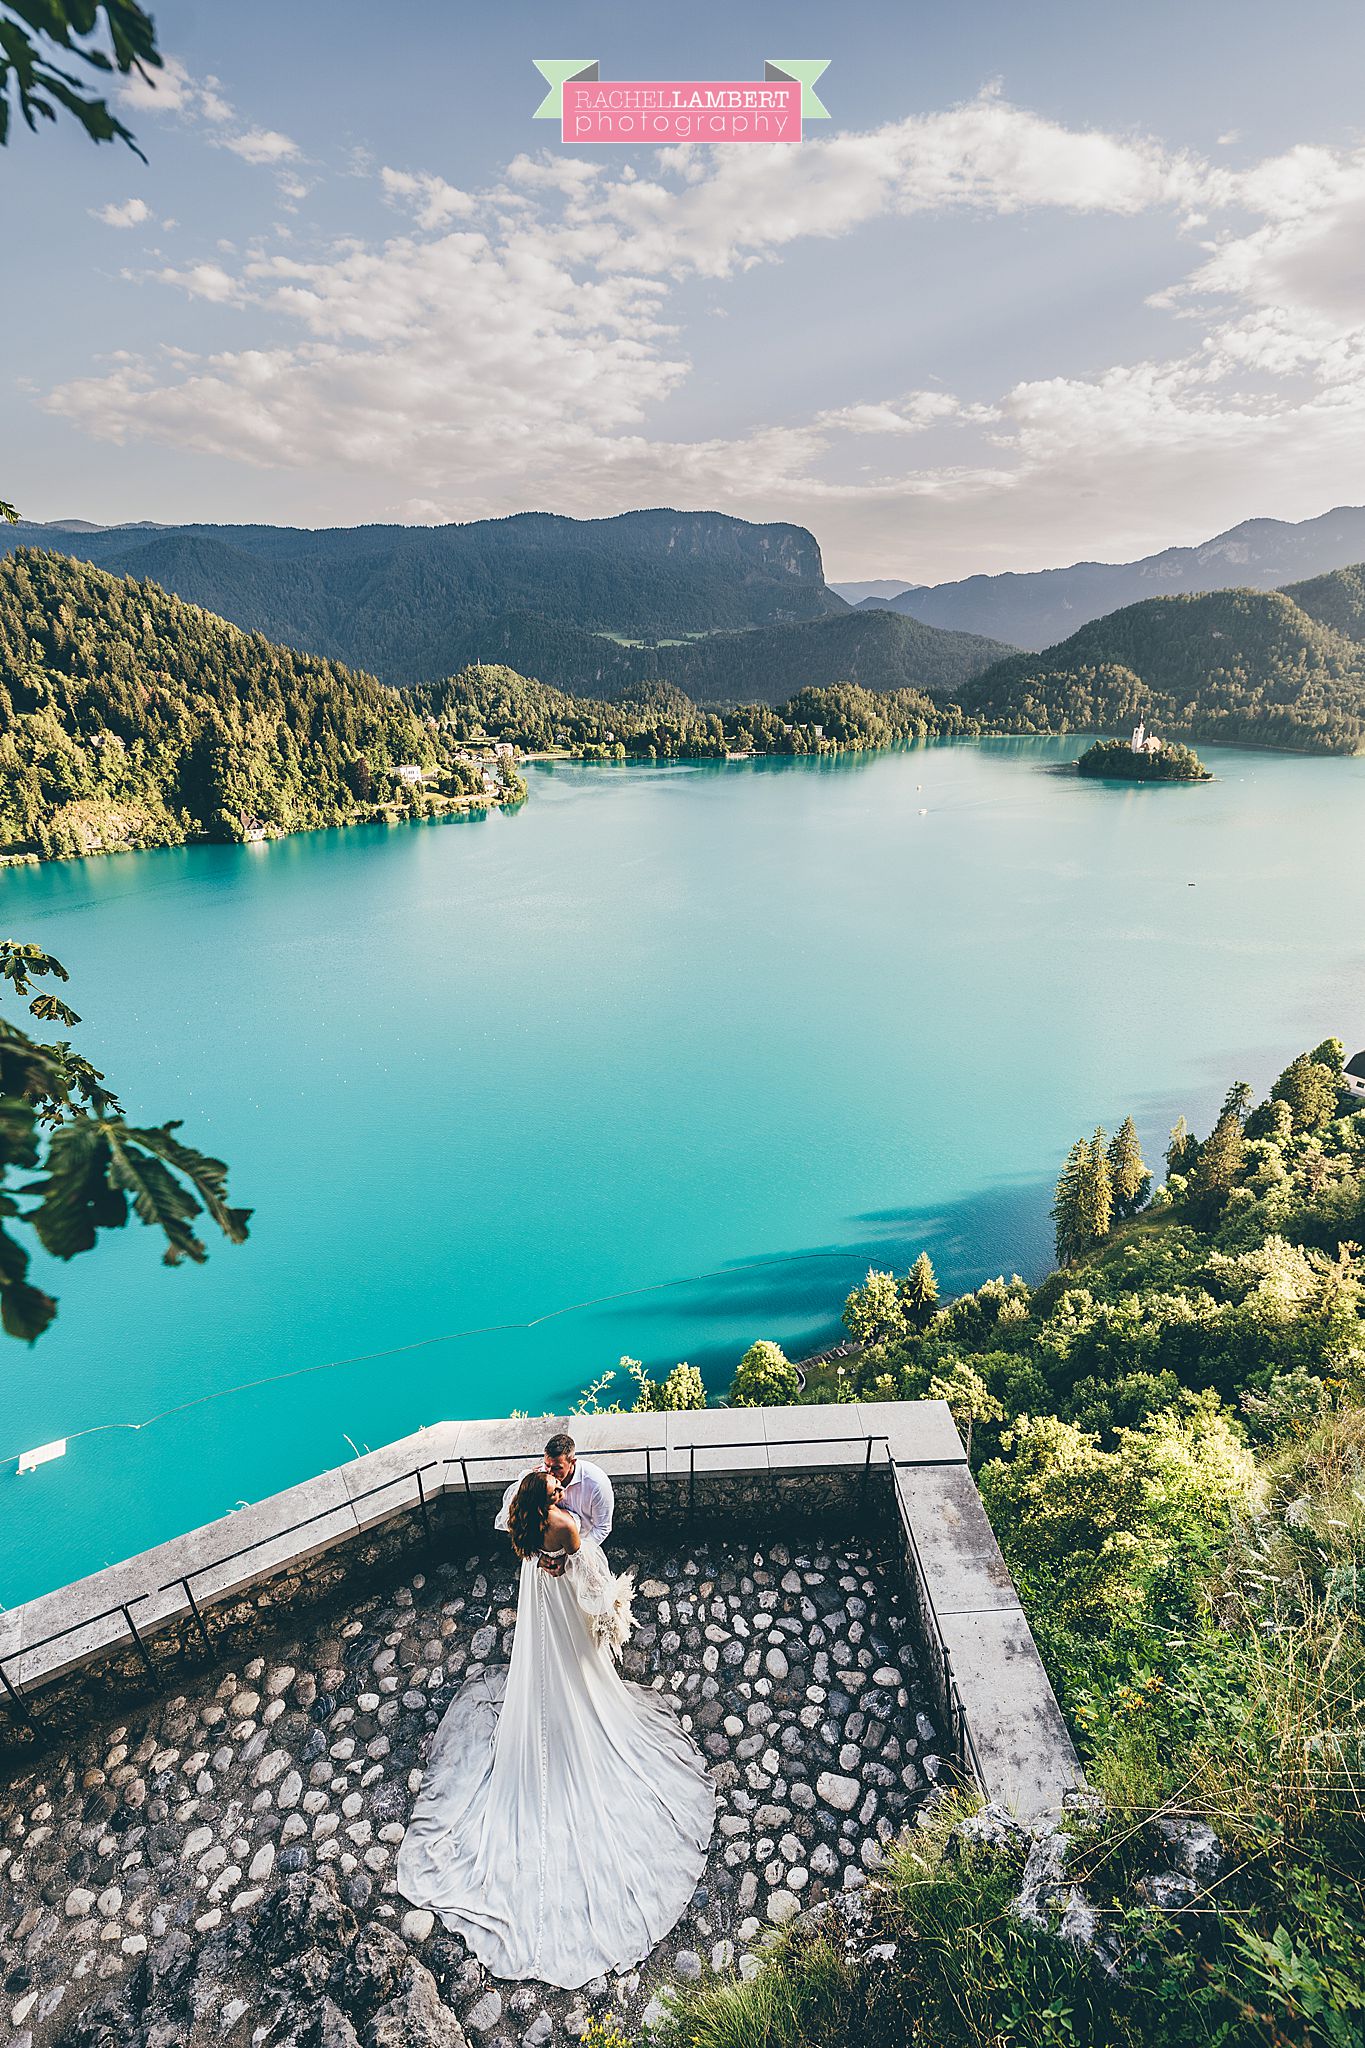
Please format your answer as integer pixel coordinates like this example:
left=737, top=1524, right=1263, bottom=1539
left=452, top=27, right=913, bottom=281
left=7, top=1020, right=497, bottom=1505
left=890, top=1459, right=1083, bottom=1826
left=0, top=1403, right=1083, bottom=1824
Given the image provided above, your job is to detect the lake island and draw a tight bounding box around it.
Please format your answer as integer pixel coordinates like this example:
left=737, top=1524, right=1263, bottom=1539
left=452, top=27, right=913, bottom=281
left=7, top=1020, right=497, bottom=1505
left=1077, top=724, right=1212, bottom=781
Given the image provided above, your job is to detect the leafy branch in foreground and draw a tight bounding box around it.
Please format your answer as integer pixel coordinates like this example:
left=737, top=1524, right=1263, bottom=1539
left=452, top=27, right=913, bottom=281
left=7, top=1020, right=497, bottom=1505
left=0, top=938, right=249, bottom=1341
left=0, top=1, right=162, bottom=156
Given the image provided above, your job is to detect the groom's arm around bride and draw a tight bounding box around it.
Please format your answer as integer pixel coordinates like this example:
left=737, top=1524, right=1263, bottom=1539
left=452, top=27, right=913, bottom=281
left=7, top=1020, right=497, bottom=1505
left=494, top=1431, right=615, bottom=1564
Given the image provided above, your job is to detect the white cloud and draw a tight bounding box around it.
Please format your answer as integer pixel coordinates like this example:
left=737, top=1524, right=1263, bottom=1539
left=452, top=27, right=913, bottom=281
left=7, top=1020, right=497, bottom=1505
left=380, top=167, right=476, bottom=228
left=121, top=55, right=232, bottom=124
left=153, top=263, right=244, bottom=304
left=224, top=128, right=301, bottom=166
left=42, top=96, right=1365, bottom=577
left=92, top=197, right=151, bottom=229
left=818, top=392, right=969, bottom=436
left=569, top=92, right=1223, bottom=280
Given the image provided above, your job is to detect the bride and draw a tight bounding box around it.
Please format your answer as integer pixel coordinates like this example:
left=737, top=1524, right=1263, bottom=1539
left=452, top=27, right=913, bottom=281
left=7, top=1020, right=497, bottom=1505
left=396, top=1468, right=717, bottom=1989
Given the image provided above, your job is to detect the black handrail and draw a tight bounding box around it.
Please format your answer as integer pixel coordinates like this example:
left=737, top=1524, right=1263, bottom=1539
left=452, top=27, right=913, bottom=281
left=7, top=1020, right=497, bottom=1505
left=678, top=1430, right=895, bottom=1520
left=892, top=1459, right=985, bottom=1788
left=3, top=1455, right=452, bottom=1725
left=0, top=1593, right=153, bottom=1726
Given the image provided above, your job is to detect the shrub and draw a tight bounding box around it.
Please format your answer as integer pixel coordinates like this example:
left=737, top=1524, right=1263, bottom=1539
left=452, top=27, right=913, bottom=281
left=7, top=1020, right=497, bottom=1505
left=729, top=1340, right=799, bottom=1407
left=633, top=1361, right=707, bottom=1412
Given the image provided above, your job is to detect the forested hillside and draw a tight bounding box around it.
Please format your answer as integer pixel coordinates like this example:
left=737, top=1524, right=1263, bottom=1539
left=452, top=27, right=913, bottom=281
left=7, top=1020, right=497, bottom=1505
left=0, top=551, right=489, bottom=859
left=0, top=510, right=844, bottom=684
left=419, top=666, right=973, bottom=757
left=959, top=584, right=1365, bottom=752
left=454, top=605, right=1012, bottom=705
left=1284, top=560, right=1365, bottom=645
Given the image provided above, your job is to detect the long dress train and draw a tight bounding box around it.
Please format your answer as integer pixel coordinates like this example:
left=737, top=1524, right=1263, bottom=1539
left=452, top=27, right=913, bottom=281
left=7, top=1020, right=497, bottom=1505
left=395, top=1540, right=716, bottom=1989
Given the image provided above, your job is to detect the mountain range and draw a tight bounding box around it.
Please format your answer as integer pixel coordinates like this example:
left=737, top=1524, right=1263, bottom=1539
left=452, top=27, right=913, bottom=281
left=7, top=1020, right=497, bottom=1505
left=0, top=509, right=843, bottom=686
left=858, top=504, right=1365, bottom=650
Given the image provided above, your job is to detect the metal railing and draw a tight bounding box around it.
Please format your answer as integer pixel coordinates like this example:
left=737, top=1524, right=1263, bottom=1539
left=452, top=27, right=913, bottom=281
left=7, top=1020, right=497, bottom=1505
left=0, top=1460, right=444, bottom=1726
left=892, top=1459, right=986, bottom=1789
left=0, top=1594, right=155, bottom=1726
left=0, top=1426, right=986, bottom=1796
left=680, top=1430, right=890, bottom=1519
left=159, top=1460, right=444, bottom=1660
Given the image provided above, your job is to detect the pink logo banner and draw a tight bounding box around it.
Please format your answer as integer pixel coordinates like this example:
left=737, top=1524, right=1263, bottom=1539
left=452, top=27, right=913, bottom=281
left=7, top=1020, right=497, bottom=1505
left=563, top=79, right=801, bottom=145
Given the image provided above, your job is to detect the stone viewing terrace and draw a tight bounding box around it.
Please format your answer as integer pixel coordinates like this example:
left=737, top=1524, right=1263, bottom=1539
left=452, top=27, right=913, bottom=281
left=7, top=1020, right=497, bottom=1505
left=0, top=1404, right=1079, bottom=2048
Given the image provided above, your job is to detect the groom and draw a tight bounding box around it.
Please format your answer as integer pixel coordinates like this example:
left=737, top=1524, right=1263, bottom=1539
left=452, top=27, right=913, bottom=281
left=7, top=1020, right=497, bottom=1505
left=495, top=1431, right=615, bottom=1569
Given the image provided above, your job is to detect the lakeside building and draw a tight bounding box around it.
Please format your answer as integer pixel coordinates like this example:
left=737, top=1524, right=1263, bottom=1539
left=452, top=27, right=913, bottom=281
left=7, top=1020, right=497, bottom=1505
left=1347, top=1050, right=1365, bottom=1099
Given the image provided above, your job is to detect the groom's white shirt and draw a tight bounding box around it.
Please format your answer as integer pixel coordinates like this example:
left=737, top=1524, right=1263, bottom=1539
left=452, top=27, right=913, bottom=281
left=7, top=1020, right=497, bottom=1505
left=494, top=1458, right=615, bottom=1547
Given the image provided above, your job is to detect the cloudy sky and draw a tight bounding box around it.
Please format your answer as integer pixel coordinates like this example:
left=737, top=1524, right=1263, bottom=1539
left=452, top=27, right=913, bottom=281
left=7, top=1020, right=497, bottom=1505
left=7, top=0, right=1365, bottom=581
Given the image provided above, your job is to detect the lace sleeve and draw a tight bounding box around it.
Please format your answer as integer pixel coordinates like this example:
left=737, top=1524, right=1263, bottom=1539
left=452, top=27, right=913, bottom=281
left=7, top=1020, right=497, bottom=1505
left=564, top=1538, right=637, bottom=1659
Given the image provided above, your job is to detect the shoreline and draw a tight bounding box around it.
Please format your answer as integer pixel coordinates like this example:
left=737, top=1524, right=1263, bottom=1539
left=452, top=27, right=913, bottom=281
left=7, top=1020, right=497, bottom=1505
left=4, top=725, right=1360, bottom=870
left=0, top=785, right=523, bottom=870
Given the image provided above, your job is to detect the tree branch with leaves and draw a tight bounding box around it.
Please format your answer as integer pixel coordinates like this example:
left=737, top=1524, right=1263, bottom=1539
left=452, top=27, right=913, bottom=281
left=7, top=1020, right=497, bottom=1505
left=0, top=939, right=249, bottom=1341
left=0, top=1, right=161, bottom=156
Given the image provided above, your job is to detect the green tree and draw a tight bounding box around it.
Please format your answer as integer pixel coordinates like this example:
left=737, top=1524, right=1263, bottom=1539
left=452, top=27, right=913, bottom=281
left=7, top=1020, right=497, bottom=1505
left=1271, top=1052, right=1340, bottom=1134
left=899, top=1249, right=940, bottom=1324
left=841, top=1267, right=905, bottom=1347
left=0, top=941, right=249, bottom=1339
left=1309, top=1037, right=1345, bottom=1079
left=1186, top=1105, right=1246, bottom=1222
left=1053, top=1130, right=1114, bottom=1263
left=1083, top=1128, right=1114, bottom=1245
left=729, top=1339, right=799, bottom=1408
left=1106, top=1116, right=1151, bottom=1219
left=925, top=1357, right=1004, bottom=1461
left=1221, top=1080, right=1253, bottom=1123
left=1245, top=1094, right=1295, bottom=1144
left=1166, top=1114, right=1197, bottom=1178
left=1052, top=1139, right=1090, bottom=1265
left=629, top=1360, right=705, bottom=1412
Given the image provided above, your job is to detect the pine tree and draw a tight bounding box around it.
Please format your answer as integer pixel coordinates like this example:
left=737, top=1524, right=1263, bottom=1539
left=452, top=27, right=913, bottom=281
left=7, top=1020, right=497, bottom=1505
left=1082, top=1128, right=1114, bottom=1246
left=900, top=1250, right=940, bottom=1324
left=1186, top=1107, right=1246, bottom=1220
left=1052, top=1140, right=1090, bottom=1265
left=1221, top=1081, right=1253, bottom=1123
left=1166, top=1115, right=1197, bottom=1179
left=1271, top=1053, right=1339, bottom=1133
left=1106, top=1117, right=1151, bottom=1219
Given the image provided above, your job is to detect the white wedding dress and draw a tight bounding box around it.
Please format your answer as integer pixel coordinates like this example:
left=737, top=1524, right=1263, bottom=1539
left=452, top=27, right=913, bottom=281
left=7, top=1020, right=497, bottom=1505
left=396, top=1539, right=716, bottom=1989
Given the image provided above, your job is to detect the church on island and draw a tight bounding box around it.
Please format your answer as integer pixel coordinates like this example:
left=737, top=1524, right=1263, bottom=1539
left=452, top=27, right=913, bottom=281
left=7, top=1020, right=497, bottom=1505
left=1131, top=721, right=1165, bottom=755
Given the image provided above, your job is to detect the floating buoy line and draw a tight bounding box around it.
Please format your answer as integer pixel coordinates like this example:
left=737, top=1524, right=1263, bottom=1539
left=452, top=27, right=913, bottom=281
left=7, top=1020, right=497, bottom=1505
left=4, top=1244, right=860, bottom=1478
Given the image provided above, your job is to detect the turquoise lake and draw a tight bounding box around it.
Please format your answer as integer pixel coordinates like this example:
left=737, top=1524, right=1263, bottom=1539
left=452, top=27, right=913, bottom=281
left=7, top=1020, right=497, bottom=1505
left=2, top=737, right=1364, bottom=1603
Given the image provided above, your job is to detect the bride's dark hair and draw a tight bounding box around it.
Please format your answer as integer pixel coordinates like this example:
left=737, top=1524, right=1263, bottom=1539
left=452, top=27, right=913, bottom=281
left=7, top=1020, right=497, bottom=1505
left=507, top=1469, right=555, bottom=1560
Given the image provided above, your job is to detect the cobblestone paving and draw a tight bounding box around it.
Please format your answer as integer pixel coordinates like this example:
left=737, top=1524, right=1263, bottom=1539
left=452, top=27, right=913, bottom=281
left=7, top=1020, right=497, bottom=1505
left=0, top=1529, right=940, bottom=2047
